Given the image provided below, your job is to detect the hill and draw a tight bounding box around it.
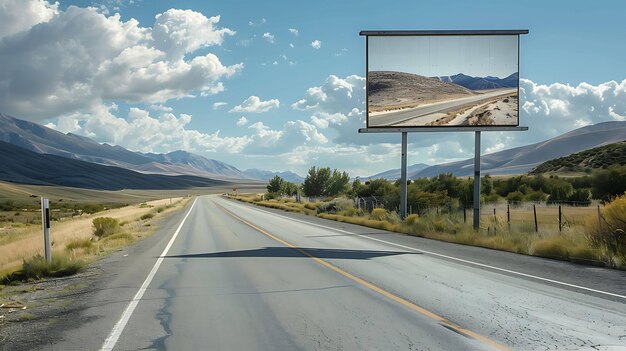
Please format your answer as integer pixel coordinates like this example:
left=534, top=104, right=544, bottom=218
left=0, top=113, right=249, bottom=179
left=242, top=169, right=304, bottom=183
left=360, top=163, right=430, bottom=181
left=530, top=141, right=626, bottom=174
left=434, top=72, right=518, bottom=90
left=368, top=71, right=474, bottom=112
left=413, top=121, right=626, bottom=177
left=0, top=141, right=229, bottom=190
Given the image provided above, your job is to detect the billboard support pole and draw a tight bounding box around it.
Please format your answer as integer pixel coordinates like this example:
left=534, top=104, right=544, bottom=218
left=473, top=131, right=481, bottom=230
left=41, top=197, right=51, bottom=264
left=400, top=132, right=408, bottom=219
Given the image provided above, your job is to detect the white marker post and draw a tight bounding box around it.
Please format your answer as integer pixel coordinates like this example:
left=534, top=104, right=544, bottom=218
left=41, top=197, right=51, bottom=263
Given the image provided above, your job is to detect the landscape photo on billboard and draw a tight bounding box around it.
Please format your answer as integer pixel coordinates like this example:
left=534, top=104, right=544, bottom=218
left=367, top=35, right=519, bottom=127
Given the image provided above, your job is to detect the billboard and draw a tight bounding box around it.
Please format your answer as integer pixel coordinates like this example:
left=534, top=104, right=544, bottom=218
left=366, top=34, right=520, bottom=128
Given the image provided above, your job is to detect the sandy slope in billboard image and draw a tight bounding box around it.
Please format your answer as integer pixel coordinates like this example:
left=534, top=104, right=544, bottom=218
left=367, top=71, right=518, bottom=127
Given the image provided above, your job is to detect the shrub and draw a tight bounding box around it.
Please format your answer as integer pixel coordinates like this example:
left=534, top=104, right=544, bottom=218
left=3, top=254, right=83, bottom=283
left=101, top=232, right=134, bottom=243
left=156, top=206, right=166, bottom=213
left=370, top=208, right=387, bottom=221
left=304, top=202, right=317, bottom=210
left=92, top=217, right=120, bottom=238
left=404, top=214, right=419, bottom=225
left=140, top=213, right=154, bottom=220
left=65, top=238, right=94, bottom=251
left=585, top=194, right=626, bottom=265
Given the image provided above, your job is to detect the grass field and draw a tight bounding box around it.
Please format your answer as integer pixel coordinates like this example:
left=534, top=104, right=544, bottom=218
left=226, top=194, right=618, bottom=268
left=0, top=197, right=189, bottom=277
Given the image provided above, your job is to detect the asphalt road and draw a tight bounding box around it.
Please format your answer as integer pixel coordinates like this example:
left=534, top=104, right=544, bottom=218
left=369, top=89, right=517, bottom=126
left=49, top=195, right=626, bottom=350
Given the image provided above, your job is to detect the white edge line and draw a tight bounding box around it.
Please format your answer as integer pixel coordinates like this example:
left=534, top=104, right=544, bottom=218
left=222, top=198, right=626, bottom=301
left=100, top=197, right=198, bottom=351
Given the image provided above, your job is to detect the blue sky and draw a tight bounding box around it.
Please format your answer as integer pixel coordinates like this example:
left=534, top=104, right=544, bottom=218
left=1, top=0, right=625, bottom=176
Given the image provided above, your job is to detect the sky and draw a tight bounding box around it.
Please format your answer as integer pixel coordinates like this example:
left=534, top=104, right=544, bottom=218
left=0, top=0, right=625, bottom=177
left=369, top=35, right=518, bottom=78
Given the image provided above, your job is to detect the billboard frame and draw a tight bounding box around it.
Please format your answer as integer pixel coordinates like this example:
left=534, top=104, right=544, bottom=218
left=359, top=29, right=529, bottom=230
left=363, top=30, right=527, bottom=129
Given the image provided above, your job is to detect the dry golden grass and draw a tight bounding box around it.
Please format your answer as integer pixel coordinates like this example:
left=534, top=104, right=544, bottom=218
left=0, top=197, right=188, bottom=276
left=226, top=193, right=612, bottom=267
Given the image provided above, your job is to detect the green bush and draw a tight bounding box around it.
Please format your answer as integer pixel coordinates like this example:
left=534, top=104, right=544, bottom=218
left=92, top=217, right=120, bottom=238
left=65, top=238, right=94, bottom=251
left=140, top=213, right=154, bottom=220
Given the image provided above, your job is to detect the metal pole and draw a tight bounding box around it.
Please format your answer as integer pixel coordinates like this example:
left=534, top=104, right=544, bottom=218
left=473, top=131, right=481, bottom=230
left=41, top=198, right=51, bottom=264
left=400, top=132, right=408, bottom=219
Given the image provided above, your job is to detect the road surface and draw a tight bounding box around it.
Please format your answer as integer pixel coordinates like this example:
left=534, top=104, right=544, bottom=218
left=369, top=88, right=516, bottom=127
left=49, top=195, right=626, bottom=350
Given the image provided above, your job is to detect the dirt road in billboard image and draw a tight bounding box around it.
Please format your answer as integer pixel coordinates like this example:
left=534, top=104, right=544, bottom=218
left=367, top=71, right=518, bottom=127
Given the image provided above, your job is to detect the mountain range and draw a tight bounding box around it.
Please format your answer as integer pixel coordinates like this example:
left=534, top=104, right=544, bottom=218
left=360, top=121, right=626, bottom=179
left=242, top=169, right=305, bottom=183
left=434, top=72, right=518, bottom=90
left=0, top=113, right=296, bottom=182
left=359, top=163, right=430, bottom=181
left=0, top=141, right=228, bottom=190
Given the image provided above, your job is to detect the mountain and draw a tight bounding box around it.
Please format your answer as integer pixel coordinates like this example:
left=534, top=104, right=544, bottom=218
left=0, top=113, right=248, bottom=179
left=360, top=163, right=430, bottom=181
left=0, top=141, right=228, bottom=190
left=530, top=141, right=626, bottom=174
left=243, top=169, right=304, bottom=183
left=368, top=71, right=474, bottom=112
left=139, top=151, right=246, bottom=179
left=435, top=72, right=518, bottom=90
left=414, top=121, right=626, bottom=177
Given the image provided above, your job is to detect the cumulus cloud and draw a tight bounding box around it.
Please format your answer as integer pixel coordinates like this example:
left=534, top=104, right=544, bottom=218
left=311, top=40, right=321, bottom=49
left=230, top=96, right=280, bottom=113
left=153, top=10, right=235, bottom=59
left=262, top=32, right=275, bottom=43
left=0, top=2, right=241, bottom=120
left=288, top=28, right=298, bottom=36
left=236, top=116, right=248, bottom=126
left=0, top=0, right=59, bottom=39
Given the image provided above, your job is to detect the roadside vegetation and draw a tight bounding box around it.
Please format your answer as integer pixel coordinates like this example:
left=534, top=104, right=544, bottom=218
left=226, top=165, right=626, bottom=269
left=0, top=198, right=188, bottom=284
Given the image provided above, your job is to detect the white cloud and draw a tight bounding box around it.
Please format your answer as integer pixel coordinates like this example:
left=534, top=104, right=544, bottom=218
left=153, top=9, right=235, bottom=59
left=272, top=60, right=278, bottom=65
left=212, top=102, right=228, bottom=110
left=236, top=116, right=248, bottom=126
left=289, top=43, right=294, bottom=48
left=0, top=3, right=242, bottom=120
left=149, top=104, right=173, bottom=112
left=248, top=18, right=266, bottom=26
left=48, top=104, right=251, bottom=154
left=311, top=40, right=321, bottom=49
left=262, top=32, right=275, bottom=43
left=0, top=0, right=59, bottom=39
left=230, top=96, right=280, bottom=113
left=288, top=28, right=298, bottom=36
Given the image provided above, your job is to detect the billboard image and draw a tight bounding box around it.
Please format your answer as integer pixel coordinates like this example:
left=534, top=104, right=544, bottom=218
left=367, top=35, right=519, bottom=128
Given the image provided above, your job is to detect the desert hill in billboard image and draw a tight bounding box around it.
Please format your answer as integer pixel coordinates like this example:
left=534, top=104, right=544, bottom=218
left=368, top=71, right=518, bottom=127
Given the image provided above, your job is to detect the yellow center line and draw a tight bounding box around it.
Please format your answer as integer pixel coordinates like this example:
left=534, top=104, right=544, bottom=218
left=216, top=202, right=510, bottom=351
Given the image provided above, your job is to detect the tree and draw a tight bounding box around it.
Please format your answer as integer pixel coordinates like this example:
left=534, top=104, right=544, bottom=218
left=302, top=167, right=331, bottom=197
left=267, top=175, right=284, bottom=193
left=281, top=181, right=300, bottom=196
left=326, top=169, right=350, bottom=196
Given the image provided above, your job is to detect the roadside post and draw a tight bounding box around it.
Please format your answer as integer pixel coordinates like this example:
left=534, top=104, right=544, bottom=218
left=41, top=197, right=51, bottom=264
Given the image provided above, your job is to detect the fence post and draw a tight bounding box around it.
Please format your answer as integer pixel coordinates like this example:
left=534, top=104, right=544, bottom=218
left=533, top=204, right=538, bottom=233
left=507, top=204, right=510, bottom=227
left=597, top=205, right=602, bottom=232
left=558, top=205, right=562, bottom=232
left=463, top=207, right=466, bottom=223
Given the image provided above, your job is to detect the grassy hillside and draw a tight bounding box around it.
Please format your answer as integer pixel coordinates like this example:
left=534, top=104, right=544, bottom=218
left=530, top=141, right=626, bottom=174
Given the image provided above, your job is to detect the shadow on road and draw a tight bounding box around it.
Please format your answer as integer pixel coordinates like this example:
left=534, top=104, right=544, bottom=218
left=162, top=247, right=417, bottom=260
